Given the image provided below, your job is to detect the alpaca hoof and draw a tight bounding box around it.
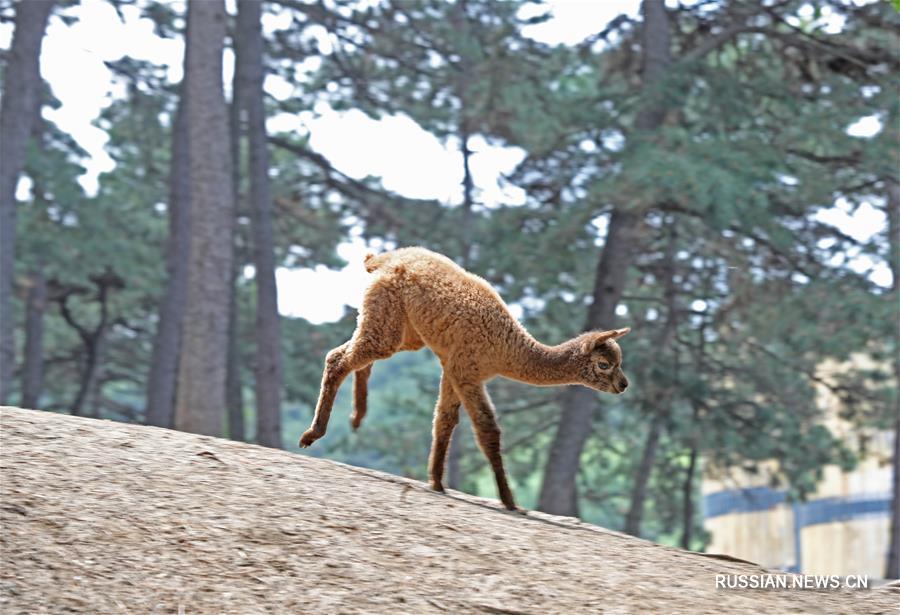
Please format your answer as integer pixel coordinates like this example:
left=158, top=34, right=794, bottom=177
left=430, top=482, right=445, bottom=493
left=349, top=415, right=362, bottom=431
left=299, top=429, right=322, bottom=448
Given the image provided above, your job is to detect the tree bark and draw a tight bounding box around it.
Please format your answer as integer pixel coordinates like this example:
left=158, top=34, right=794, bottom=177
left=175, top=0, right=234, bottom=437
left=146, top=79, right=191, bottom=428
left=886, top=179, right=900, bottom=579
left=0, top=0, right=53, bottom=404
left=537, top=0, right=672, bottom=517
left=21, top=269, right=46, bottom=408
left=236, top=0, right=282, bottom=448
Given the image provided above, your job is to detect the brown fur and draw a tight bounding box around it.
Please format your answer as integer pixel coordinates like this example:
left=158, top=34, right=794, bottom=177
left=300, top=247, right=630, bottom=510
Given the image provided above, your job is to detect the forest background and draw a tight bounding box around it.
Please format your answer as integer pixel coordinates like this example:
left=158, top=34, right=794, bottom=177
left=1, top=0, right=897, bottom=576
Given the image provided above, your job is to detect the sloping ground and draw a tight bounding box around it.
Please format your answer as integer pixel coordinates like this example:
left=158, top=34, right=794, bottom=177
left=0, top=407, right=895, bottom=614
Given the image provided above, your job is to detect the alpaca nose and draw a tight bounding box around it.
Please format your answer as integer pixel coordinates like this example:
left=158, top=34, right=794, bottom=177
left=618, top=378, right=628, bottom=392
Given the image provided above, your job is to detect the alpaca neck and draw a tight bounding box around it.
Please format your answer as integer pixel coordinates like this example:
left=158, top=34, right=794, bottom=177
left=504, top=337, right=579, bottom=386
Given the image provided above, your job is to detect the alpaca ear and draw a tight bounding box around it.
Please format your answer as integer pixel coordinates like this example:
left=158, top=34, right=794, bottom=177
left=611, top=327, right=630, bottom=339
left=580, top=328, right=629, bottom=354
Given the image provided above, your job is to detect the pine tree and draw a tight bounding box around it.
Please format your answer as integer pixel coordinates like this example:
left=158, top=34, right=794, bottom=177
left=0, top=0, right=54, bottom=404
left=175, top=0, right=234, bottom=436
left=235, top=0, right=283, bottom=448
left=146, top=9, right=191, bottom=428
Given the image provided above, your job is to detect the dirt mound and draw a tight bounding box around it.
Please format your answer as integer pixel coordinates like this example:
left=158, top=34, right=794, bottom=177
left=0, top=407, right=894, bottom=614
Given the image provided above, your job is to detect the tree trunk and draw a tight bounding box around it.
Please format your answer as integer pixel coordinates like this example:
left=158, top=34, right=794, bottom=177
left=226, top=265, right=245, bottom=442
left=447, top=130, right=475, bottom=489
left=68, top=334, right=106, bottom=418
left=623, top=412, right=663, bottom=536
left=59, top=273, right=119, bottom=418
left=536, top=210, right=641, bottom=515
left=681, top=442, right=699, bottom=550
left=446, top=5, right=476, bottom=487
left=237, top=0, right=282, bottom=448
left=84, top=334, right=108, bottom=418
left=226, top=14, right=245, bottom=444
left=175, top=0, right=234, bottom=437
left=20, top=101, right=50, bottom=411
left=458, top=129, right=475, bottom=266
left=21, top=269, right=46, bottom=408
left=886, top=179, right=900, bottom=580
left=0, top=0, right=53, bottom=404
left=146, top=79, right=191, bottom=428
left=68, top=344, right=96, bottom=417
left=623, top=222, right=678, bottom=536
left=537, top=0, right=672, bottom=517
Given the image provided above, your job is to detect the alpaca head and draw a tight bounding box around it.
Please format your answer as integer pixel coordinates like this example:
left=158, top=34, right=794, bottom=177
left=576, top=327, right=630, bottom=394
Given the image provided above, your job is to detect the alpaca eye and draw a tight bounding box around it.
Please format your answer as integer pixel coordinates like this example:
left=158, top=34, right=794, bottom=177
left=598, top=362, right=610, bottom=370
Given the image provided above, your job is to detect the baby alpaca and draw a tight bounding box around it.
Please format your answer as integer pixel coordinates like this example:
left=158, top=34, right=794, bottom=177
left=300, top=247, right=630, bottom=511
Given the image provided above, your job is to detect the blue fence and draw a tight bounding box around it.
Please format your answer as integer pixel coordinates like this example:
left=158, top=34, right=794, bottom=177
left=703, top=487, right=891, bottom=572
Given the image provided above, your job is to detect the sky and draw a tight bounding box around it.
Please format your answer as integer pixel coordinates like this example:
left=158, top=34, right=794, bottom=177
left=1, top=0, right=889, bottom=323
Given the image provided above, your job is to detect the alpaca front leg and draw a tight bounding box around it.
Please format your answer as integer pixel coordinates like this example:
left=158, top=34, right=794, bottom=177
left=428, top=374, right=461, bottom=492
left=453, top=381, right=517, bottom=511
left=300, top=343, right=351, bottom=447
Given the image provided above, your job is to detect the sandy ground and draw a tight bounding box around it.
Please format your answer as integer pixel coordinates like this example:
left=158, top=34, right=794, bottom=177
left=0, top=406, right=896, bottom=614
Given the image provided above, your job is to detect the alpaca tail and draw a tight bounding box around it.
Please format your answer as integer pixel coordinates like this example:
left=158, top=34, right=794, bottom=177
left=363, top=252, right=387, bottom=273
left=364, top=250, right=407, bottom=275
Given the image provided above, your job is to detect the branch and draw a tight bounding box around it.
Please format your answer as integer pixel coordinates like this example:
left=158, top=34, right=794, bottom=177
left=743, top=339, right=882, bottom=405
left=682, top=14, right=898, bottom=77
left=786, top=148, right=861, bottom=166
left=269, top=134, right=407, bottom=231
left=762, top=6, right=894, bottom=71
left=681, top=24, right=769, bottom=65
left=659, top=202, right=815, bottom=278
left=268, top=135, right=444, bottom=239
left=461, top=416, right=560, bottom=475
left=56, top=293, right=92, bottom=346
left=269, top=135, right=382, bottom=198
left=577, top=13, right=637, bottom=51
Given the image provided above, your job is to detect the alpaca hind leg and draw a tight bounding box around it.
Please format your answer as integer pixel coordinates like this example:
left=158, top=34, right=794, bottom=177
left=453, top=381, right=516, bottom=510
left=428, top=373, right=461, bottom=492
left=350, top=363, right=373, bottom=431
left=300, top=284, right=404, bottom=447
